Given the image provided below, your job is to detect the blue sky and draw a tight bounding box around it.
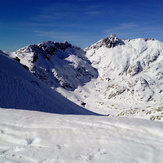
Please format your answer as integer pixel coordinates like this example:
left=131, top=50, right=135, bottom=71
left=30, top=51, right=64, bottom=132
left=1, top=0, right=163, bottom=51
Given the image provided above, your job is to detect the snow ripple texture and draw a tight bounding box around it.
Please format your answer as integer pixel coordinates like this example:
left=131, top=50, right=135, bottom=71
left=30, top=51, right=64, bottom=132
left=0, top=109, right=163, bottom=163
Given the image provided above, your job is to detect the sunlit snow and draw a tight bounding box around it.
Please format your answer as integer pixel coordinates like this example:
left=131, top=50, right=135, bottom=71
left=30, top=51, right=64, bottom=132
left=0, top=109, right=163, bottom=163
left=0, top=35, right=163, bottom=162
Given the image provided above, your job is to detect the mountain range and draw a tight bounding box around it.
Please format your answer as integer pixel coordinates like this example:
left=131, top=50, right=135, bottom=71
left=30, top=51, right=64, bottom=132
left=1, top=35, right=163, bottom=120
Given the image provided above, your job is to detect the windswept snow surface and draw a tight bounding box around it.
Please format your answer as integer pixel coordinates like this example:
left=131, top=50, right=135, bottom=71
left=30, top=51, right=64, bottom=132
left=0, top=109, right=163, bottom=163
left=0, top=51, right=97, bottom=115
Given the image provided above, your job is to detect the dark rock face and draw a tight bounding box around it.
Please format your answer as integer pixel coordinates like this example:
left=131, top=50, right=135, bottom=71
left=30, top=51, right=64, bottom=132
left=103, top=34, right=123, bottom=48
left=15, top=41, right=75, bottom=62
left=85, top=34, right=124, bottom=50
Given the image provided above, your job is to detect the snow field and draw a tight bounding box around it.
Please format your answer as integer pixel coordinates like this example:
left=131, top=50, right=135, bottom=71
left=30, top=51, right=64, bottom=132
left=0, top=109, right=163, bottom=163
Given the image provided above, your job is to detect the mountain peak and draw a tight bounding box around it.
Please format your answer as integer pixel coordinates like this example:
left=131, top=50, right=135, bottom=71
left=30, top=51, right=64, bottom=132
left=85, top=34, right=124, bottom=50
left=39, top=40, right=74, bottom=52
left=103, top=34, right=123, bottom=48
left=14, top=41, right=98, bottom=91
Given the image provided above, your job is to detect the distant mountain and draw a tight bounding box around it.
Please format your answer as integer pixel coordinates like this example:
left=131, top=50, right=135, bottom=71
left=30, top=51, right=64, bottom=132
left=84, top=35, right=163, bottom=120
left=0, top=50, right=98, bottom=115
left=13, top=41, right=98, bottom=91
left=1, top=35, right=163, bottom=120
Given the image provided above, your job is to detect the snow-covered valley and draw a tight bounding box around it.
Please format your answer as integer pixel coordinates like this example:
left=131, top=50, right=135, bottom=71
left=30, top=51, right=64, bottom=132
left=0, top=35, right=163, bottom=162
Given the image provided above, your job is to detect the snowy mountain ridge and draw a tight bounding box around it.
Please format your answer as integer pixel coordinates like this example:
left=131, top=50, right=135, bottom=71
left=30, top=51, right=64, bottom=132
left=13, top=41, right=98, bottom=90
left=84, top=36, right=163, bottom=120
left=1, top=35, right=163, bottom=120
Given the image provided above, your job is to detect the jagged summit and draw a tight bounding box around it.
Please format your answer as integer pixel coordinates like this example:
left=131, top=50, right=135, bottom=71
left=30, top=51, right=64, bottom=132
left=38, top=41, right=75, bottom=55
left=85, top=34, right=124, bottom=50
left=103, top=34, right=123, bottom=48
left=15, top=41, right=79, bottom=61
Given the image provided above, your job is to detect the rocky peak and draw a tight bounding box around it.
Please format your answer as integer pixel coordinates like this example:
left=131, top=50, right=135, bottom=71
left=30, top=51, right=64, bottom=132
left=103, top=34, right=122, bottom=48
left=85, top=34, right=124, bottom=50
left=39, top=41, right=74, bottom=54
left=15, top=41, right=81, bottom=62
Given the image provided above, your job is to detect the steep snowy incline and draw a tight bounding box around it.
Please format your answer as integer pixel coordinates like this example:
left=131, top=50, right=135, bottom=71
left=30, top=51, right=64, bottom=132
left=12, top=41, right=98, bottom=90
left=0, top=51, right=98, bottom=115
left=0, top=108, right=163, bottom=163
left=71, top=36, right=163, bottom=120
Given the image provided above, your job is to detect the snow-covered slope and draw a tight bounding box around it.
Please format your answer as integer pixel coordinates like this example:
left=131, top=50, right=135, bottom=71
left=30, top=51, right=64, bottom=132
left=0, top=50, right=97, bottom=115
left=0, top=109, right=163, bottom=163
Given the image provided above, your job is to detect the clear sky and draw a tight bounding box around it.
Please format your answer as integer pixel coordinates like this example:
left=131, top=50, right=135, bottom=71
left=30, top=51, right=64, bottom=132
left=1, top=0, right=163, bottom=51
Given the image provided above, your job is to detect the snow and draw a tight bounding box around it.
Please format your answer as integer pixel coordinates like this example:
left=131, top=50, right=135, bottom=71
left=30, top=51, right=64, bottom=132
left=1, top=36, right=163, bottom=120
left=0, top=109, right=163, bottom=163
left=1, top=36, right=163, bottom=162
left=10, top=36, right=163, bottom=120
left=78, top=36, right=163, bottom=119
left=0, top=51, right=97, bottom=115
left=13, top=41, right=98, bottom=91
